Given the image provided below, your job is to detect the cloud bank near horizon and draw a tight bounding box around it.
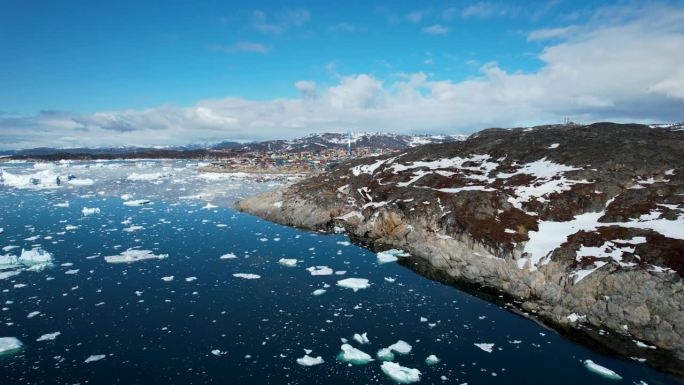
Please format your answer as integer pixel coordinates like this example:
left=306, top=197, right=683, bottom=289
left=1, top=4, right=683, bottom=150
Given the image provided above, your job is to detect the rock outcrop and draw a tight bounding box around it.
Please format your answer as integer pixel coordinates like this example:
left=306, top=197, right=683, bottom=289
left=236, top=122, right=684, bottom=374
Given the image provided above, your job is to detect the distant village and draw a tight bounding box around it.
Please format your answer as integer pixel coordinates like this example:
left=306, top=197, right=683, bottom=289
left=202, top=146, right=396, bottom=175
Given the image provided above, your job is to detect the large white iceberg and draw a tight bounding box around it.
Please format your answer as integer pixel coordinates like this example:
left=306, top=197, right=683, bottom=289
left=380, top=361, right=422, bottom=384
left=337, top=278, right=370, bottom=292
left=0, top=337, right=23, bottom=355
left=337, top=344, right=373, bottom=365
left=104, top=249, right=168, bottom=264
left=583, top=360, right=622, bottom=380
left=19, top=248, right=53, bottom=267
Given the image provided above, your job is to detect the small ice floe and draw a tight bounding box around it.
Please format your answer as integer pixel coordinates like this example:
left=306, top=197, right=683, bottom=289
left=583, top=360, right=622, bottom=380
left=0, top=227, right=3, bottom=234
left=185, top=276, right=197, bottom=282
left=425, top=354, right=440, bottom=365
left=297, top=354, right=324, bottom=366
left=84, top=354, right=107, bottom=363
left=81, top=207, right=100, bottom=216
left=0, top=337, right=22, bottom=355
left=68, top=178, right=94, bottom=186
left=233, top=273, right=261, bottom=279
left=377, top=249, right=410, bottom=264
left=123, top=225, right=144, bottom=232
left=337, top=344, right=373, bottom=365
left=127, top=172, right=170, bottom=182
left=384, top=277, right=396, bottom=283
left=104, top=249, right=168, bottom=264
left=65, top=269, right=79, bottom=275
left=211, top=349, right=226, bottom=356
left=36, top=332, right=61, bottom=342
left=380, top=361, right=422, bottom=384
left=474, top=343, right=495, bottom=353
left=278, top=258, right=298, bottom=267
left=123, top=199, right=152, bottom=207
left=548, top=143, right=560, bottom=149
left=27, top=311, right=41, bottom=318
left=353, top=332, right=370, bottom=345
left=312, top=288, right=327, bottom=296
left=388, top=340, right=412, bottom=355
left=54, top=202, right=69, bottom=208
left=161, top=276, right=174, bottom=282
left=337, top=278, right=370, bottom=292
left=306, top=266, right=333, bottom=276
left=220, top=253, right=237, bottom=260
left=65, top=224, right=78, bottom=231
left=377, top=348, right=395, bottom=361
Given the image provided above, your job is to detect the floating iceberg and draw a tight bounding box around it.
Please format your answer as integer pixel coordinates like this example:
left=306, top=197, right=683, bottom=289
left=296, top=354, right=324, bottom=366
left=123, top=199, right=152, bottom=206
left=312, top=289, right=327, bottom=296
left=84, top=354, right=107, bottom=363
left=388, top=340, right=412, bottom=355
left=161, top=276, right=174, bottom=282
left=0, top=254, right=19, bottom=266
left=220, top=253, right=238, bottom=260
left=583, top=360, right=622, bottom=380
left=68, top=178, right=94, bottom=186
left=233, top=273, right=261, bottom=279
left=36, top=332, right=61, bottom=342
left=353, top=332, right=370, bottom=345
left=0, top=168, right=63, bottom=189
left=425, top=354, right=440, bottom=365
left=380, top=361, right=422, bottom=384
left=127, top=172, right=171, bottom=182
left=278, top=258, right=298, bottom=267
left=306, top=266, right=333, bottom=276
left=0, top=337, right=22, bottom=355
left=82, top=207, right=100, bottom=216
left=104, top=249, right=168, bottom=264
left=377, top=348, right=395, bottom=361
left=377, top=249, right=410, bottom=264
left=337, top=278, right=370, bottom=292
left=337, top=344, right=373, bottom=365
left=19, top=248, right=53, bottom=267
left=474, top=343, right=495, bottom=353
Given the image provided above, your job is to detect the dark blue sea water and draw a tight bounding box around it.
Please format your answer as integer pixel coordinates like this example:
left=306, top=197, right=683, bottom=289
left=0, top=161, right=681, bottom=384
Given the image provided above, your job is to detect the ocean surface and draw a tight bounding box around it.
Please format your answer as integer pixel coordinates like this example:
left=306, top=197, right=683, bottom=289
left=0, top=160, right=680, bottom=384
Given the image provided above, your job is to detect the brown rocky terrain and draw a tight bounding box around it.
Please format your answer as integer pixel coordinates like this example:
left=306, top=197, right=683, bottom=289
left=235, top=122, right=684, bottom=374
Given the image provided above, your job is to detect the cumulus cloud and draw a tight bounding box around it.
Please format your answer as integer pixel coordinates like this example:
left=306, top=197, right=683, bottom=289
left=1, top=5, right=683, bottom=149
left=422, top=24, right=450, bottom=35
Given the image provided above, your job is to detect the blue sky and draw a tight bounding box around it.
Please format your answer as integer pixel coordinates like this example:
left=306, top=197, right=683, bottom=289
left=1, top=0, right=683, bottom=148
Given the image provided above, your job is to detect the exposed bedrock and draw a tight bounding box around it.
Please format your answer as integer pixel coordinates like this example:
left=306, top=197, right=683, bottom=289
left=236, top=122, right=684, bottom=375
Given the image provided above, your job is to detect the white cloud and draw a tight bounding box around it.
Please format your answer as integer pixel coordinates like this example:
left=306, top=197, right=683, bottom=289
left=251, top=8, right=310, bottom=34
left=422, top=24, right=450, bottom=35
left=210, top=41, right=271, bottom=54
left=1, top=5, right=683, bottom=149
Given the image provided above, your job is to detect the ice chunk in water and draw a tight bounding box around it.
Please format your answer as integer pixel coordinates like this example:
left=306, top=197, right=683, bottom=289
left=82, top=207, right=100, bottom=216
left=306, top=266, right=333, bottom=276
left=380, top=361, right=422, bottom=384
left=377, top=348, right=395, bottom=361
left=425, top=354, right=440, bottom=365
left=36, top=332, right=61, bottom=342
left=312, top=289, right=327, bottom=296
left=353, top=332, right=370, bottom=345
left=336, top=278, right=370, bottom=292
left=123, top=199, right=152, bottom=206
left=278, top=258, right=298, bottom=267
left=377, top=249, right=409, bottom=264
left=233, top=273, right=261, bottom=279
left=0, top=337, right=22, bottom=355
left=104, top=249, right=168, bottom=264
left=474, top=343, right=494, bottom=353
left=583, top=360, right=622, bottom=380
left=161, top=276, right=174, bottom=282
left=296, top=354, right=324, bottom=366
left=388, top=340, right=412, bottom=354
left=220, top=253, right=238, bottom=260
left=84, top=354, right=107, bottom=363
left=337, top=344, right=373, bottom=365
left=0, top=254, right=19, bottom=266
left=19, top=248, right=53, bottom=267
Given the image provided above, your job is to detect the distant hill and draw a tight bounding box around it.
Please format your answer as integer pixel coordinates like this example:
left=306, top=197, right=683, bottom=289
left=212, top=132, right=467, bottom=153
left=4, top=132, right=466, bottom=160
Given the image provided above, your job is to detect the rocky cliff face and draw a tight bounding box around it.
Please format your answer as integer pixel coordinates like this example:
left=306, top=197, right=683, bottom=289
left=236, top=122, right=684, bottom=374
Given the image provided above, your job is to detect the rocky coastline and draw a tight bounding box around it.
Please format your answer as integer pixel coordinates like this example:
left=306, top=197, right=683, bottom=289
left=236, top=122, right=684, bottom=375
